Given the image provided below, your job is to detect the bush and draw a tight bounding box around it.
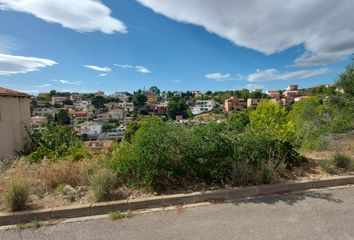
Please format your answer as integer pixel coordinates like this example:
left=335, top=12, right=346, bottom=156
left=108, top=117, right=300, bottom=190
left=90, top=168, right=116, bottom=202
left=5, top=180, right=30, bottom=211
left=333, top=154, right=352, bottom=169
left=24, top=123, right=89, bottom=163
left=319, top=160, right=336, bottom=174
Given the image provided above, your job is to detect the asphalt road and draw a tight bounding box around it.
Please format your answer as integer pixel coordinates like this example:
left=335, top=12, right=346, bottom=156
left=1, top=186, right=354, bottom=240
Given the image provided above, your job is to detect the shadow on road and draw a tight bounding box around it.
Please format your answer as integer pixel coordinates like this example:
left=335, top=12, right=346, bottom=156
left=229, top=190, right=344, bottom=206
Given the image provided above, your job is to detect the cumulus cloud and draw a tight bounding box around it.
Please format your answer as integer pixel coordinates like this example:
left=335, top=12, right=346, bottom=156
left=137, top=0, right=354, bottom=66
left=135, top=66, right=151, bottom=73
left=99, top=73, right=108, bottom=77
left=0, top=0, right=127, bottom=34
left=114, top=64, right=133, bottom=69
left=247, top=68, right=330, bottom=82
left=84, top=65, right=111, bottom=72
left=0, top=53, right=57, bottom=75
left=205, top=72, right=231, bottom=81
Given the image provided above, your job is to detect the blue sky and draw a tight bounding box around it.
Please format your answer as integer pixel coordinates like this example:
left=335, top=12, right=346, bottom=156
left=0, top=0, right=353, bottom=94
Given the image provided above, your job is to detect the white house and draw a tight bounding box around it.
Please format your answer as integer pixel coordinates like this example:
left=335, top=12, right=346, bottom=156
left=111, top=92, right=128, bottom=102
left=76, top=121, right=102, bottom=139
left=99, top=126, right=126, bottom=140
left=192, top=100, right=216, bottom=115
left=118, top=102, right=134, bottom=112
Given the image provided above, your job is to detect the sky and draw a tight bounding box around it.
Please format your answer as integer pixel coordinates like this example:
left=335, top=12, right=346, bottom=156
left=0, top=0, right=353, bottom=95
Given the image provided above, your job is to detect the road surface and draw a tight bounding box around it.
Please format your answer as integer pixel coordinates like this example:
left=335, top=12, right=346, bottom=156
left=1, top=186, right=354, bottom=240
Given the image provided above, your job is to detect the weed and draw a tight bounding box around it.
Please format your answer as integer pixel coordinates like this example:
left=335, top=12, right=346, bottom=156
left=109, top=211, right=133, bottom=220
left=5, top=179, right=30, bottom=212
left=333, top=153, right=352, bottom=169
left=319, top=160, right=336, bottom=174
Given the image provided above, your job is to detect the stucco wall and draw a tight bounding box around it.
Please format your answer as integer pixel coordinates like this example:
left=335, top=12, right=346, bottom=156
left=0, top=96, right=30, bottom=159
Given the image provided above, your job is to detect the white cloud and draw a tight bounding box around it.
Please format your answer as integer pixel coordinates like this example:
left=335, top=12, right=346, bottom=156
left=205, top=72, right=230, bottom=81
left=99, top=73, right=108, bottom=77
left=247, top=68, right=330, bottom=82
left=0, top=34, right=19, bottom=53
left=35, top=83, right=51, bottom=87
left=135, top=66, right=151, bottom=73
left=0, top=53, right=57, bottom=75
left=0, top=0, right=127, bottom=34
left=84, top=65, right=111, bottom=72
left=114, top=64, right=133, bottom=69
left=53, top=79, right=81, bottom=85
left=137, top=0, right=354, bottom=66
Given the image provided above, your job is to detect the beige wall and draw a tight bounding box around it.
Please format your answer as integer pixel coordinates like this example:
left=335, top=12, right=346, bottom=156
left=0, top=96, right=30, bottom=159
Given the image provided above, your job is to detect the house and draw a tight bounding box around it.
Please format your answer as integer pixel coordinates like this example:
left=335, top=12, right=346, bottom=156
left=283, top=90, right=299, bottom=99
left=153, top=103, right=168, bottom=115
left=224, top=97, right=246, bottom=111
left=111, top=92, right=128, bottom=102
left=109, top=109, right=124, bottom=120
left=192, top=100, right=216, bottom=115
left=71, top=112, right=89, bottom=124
left=98, top=126, right=126, bottom=140
left=31, top=116, right=47, bottom=128
left=51, top=96, right=67, bottom=105
left=96, top=112, right=111, bottom=122
left=192, top=90, right=202, bottom=97
left=286, top=85, right=299, bottom=91
left=0, top=87, right=31, bottom=159
left=70, top=94, right=81, bottom=102
left=76, top=121, right=102, bottom=140
left=118, top=102, right=134, bottom=112
left=266, top=90, right=281, bottom=99
left=247, top=98, right=262, bottom=108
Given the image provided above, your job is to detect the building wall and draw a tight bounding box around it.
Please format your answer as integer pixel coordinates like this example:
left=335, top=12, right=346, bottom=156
left=0, top=96, right=30, bottom=159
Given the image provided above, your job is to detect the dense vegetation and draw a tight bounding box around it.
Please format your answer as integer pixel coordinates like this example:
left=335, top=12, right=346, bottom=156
left=13, top=63, right=354, bottom=204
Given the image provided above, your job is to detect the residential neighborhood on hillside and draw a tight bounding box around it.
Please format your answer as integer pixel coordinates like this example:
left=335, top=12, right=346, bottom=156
left=1, top=1, right=354, bottom=239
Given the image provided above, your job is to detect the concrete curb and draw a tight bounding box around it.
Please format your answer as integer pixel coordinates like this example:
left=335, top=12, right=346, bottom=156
left=1, top=175, right=353, bottom=226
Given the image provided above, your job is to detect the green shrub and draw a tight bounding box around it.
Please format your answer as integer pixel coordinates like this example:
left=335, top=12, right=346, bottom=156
left=319, top=160, right=336, bottom=174
left=333, top=154, right=352, bottom=169
left=107, top=117, right=299, bottom=190
left=90, top=168, right=116, bottom=202
left=24, top=123, right=86, bottom=163
left=5, top=180, right=30, bottom=211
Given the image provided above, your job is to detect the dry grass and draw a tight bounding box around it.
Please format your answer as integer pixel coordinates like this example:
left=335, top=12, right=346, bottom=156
left=39, top=159, right=93, bottom=189
left=0, top=157, right=98, bottom=211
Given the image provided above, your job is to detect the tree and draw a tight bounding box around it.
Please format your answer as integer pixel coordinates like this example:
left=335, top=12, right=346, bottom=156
left=91, top=96, right=106, bottom=109
left=102, top=123, right=116, bottom=132
left=336, top=63, right=354, bottom=96
left=248, top=100, right=295, bottom=142
left=132, top=91, right=148, bottom=108
left=149, top=86, right=160, bottom=96
left=63, top=99, right=73, bottom=105
left=124, top=120, right=142, bottom=142
left=167, top=95, right=189, bottom=119
left=54, top=109, right=71, bottom=125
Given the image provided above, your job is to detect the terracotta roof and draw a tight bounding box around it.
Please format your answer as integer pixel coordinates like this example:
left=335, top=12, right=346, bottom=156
left=0, top=87, right=30, bottom=97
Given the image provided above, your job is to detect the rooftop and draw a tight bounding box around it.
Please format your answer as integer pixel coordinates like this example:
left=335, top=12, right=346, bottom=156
left=0, top=87, right=30, bottom=98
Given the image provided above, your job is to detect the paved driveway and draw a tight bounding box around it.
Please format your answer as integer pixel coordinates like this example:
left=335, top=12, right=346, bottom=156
left=1, top=186, right=354, bottom=240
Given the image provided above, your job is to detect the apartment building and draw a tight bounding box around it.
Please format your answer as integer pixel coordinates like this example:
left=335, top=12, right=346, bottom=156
left=224, top=97, right=246, bottom=111
left=192, top=100, right=216, bottom=115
